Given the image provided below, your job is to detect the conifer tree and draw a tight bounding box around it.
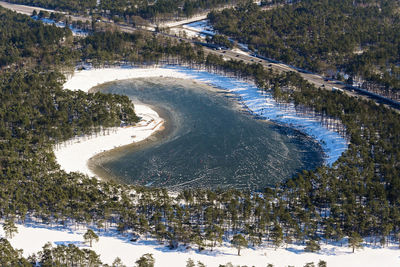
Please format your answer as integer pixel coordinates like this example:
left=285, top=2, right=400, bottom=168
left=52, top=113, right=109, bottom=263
left=348, top=232, right=363, bottom=253
left=231, top=234, right=248, bottom=256
left=135, top=253, right=155, bottom=267
left=83, top=229, right=99, bottom=247
left=2, top=219, right=18, bottom=239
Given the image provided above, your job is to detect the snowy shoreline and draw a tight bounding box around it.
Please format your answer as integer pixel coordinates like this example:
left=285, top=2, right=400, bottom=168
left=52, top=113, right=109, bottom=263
left=55, top=68, right=175, bottom=177
left=58, top=65, right=348, bottom=179
left=54, top=104, right=164, bottom=177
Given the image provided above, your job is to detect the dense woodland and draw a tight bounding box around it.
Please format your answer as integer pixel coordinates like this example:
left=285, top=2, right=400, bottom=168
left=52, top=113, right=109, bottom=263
left=4, top=0, right=250, bottom=20
left=0, top=8, right=74, bottom=69
left=4, top=0, right=97, bottom=12
left=0, top=5, right=400, bottom=265
left=208, top=0, right=400, bottom=100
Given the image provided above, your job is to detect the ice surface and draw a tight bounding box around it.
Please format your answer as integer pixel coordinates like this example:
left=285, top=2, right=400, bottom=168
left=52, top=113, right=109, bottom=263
left=166, top=66, right=349, bottom=165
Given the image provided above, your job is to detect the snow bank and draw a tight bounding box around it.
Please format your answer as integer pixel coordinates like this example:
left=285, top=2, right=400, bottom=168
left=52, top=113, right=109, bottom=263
left=1, top=223, right=399, bottom=267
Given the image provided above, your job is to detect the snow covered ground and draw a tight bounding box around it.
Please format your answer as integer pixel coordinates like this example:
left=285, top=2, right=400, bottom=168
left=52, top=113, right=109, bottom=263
left=181, top=20, right=250, bottom=53
left=183, top=20, right=216, bottom=36
left=232, top=48, right=250, bottom=56
left=1, top=222, right=399, bottom=267
left=159, top=15, right=209, bottom=28
left=63, top=66, right=193, bottom=92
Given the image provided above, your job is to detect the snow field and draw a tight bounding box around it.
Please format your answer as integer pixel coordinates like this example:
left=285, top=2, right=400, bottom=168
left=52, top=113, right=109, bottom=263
left=1, top=223, right=399, bottom=267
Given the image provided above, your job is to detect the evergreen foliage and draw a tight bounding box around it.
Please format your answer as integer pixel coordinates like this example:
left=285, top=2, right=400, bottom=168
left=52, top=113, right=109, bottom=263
left=0, top=238, right=29, bottom=266
left=135, top=253, right=155, bottom=267
left=208, top=0, right=400, bottom=99
left=305, top=240, right=321, bottom=253
left=112, top=257, right=126, bottom=267
left=83, top=229, right=99, bottom=247
left=0, top=8, right=74, bottom=69
left=5, top=0, right=249, bottom=20
left=231, top=234, right=248, bottom=256
left=2, top=218, right=18, bottom=239
left=348, top=232, right=364, bottom=253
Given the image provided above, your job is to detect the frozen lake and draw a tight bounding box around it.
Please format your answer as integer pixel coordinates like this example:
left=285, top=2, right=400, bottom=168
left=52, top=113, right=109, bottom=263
left=91, top=77, right=324, bottom=191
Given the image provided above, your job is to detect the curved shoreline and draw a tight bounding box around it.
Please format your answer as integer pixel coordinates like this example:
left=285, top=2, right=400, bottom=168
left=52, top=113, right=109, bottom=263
left=57, top=65, right=349, bottom=179
left=87, top=104, right=174, bottom=183
left=53, top=103, right=165, bottom=177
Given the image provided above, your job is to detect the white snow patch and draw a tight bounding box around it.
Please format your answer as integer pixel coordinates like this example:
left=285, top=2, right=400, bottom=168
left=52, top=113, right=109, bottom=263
left=183, top=19, right=216, bottom=36
left=159, top=15, right=208, bottom=28
left=1, top=223, right=399, bottom=267
left=63, top=66, right=192, bottom=92
left=232, top=48, right=249, bottom=56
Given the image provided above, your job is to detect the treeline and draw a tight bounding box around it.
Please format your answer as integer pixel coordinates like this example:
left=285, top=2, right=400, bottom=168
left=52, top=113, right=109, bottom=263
left=1, top=5, right=400, bottom=258
left=80, top=31, right=204, bottom=64
left=208, top=0, right=400, bottom=100
left=3, top=0, right=97, bottom=12
left=4, top=0, right=246, bottom=20
left=0, top=7, right=202, bottom=68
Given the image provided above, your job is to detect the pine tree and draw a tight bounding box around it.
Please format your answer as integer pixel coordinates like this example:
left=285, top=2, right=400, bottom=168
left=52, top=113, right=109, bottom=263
left=83, top=229, right=99, bottom=247
left=112, top=257, right=126, bottom=267
left=3, top=218, right=18, bottom=239
left=348, top=232, right=363, bottom=253
left=305, top=239, right=321, bottom=252
left=0, top=238, right=29, bottom=266
left=135, top=254, right=155, bottom=267
left=271, top=223, right=283, bottom=249
left=186, top=258, right=195, bottom=267
left=231, top=234, right=248, bottom=256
